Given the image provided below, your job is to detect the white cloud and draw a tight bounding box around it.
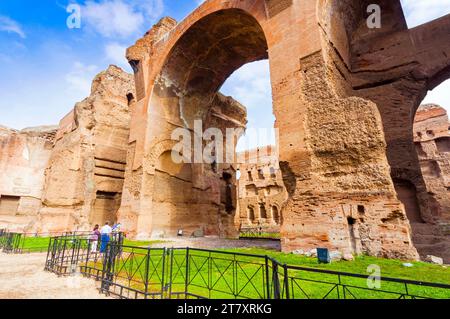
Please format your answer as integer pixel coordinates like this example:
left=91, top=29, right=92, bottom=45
left=221, top=60, right=272, bottom=110
left=104, top=42, right=130, bottom=70
left=80, top=0, right=164, bottom=38
left=0, top=15, right=26, bottom=38
left=422, top=79, right=450, bottom=112
left=220, top=60, right=276, bottom=150
left=401, top=0, right=450, bottom=28
left=65, top=62, right=99, bottom=97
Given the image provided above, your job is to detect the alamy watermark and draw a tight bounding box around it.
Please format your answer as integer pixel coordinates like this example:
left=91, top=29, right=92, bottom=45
left=367, top=4, right=382, bottom=29
left=66, top=4, right=81, bottom=29
left=171, top=120, right=279, bottom=165
left=367, top=264, right=381, bottom=289
left=65, top=3, right=381, bottom=30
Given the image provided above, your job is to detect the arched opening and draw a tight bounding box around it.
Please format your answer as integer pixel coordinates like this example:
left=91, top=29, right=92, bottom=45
left=347, top=216, right=358, bottom=254
left=149, top=9, right=272, bottom=237
left=272, top=206, right=280, bottom=224
left=259, top=203, right=267, bottom=219
left=218, top=54, right=284, bottom=238
left=409, top=81, right=450, bottom=257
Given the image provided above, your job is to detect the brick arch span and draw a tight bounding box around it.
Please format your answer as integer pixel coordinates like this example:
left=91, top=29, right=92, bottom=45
left=121, top=0, right=421, bottom=259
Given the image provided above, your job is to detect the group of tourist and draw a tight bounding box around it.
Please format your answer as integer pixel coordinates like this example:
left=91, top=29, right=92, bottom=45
left=89, top=222, right=121, bottom=253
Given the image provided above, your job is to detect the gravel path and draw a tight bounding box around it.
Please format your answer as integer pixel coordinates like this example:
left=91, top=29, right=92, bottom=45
left=150, top=237, right=281, bottom=250
left=0, top=253, right=109, bottom=299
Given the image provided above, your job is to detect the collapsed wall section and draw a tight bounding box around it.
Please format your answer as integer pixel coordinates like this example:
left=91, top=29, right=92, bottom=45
left=38, top=65, right=135, bottom=232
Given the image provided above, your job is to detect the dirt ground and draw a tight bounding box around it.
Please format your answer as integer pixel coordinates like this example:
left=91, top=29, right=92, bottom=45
left=0, top=252, right=108, bottom=299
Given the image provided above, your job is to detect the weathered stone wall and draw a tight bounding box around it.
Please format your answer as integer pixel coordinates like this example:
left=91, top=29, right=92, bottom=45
left=414, top=104, right=450, bottom=221
left=411, top=104, right=450, bottom=261
left=0, top=125, right=56, bottom=231
left=118, top=89, right=247, bottom=238
left=316, top=0, right=450, bottom=260
left=38, top=65, right=134, bottom=232
left=236, top=146, right=287, bottom=232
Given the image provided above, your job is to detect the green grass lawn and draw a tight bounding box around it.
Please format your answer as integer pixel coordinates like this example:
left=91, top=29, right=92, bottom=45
left=225, top=247, right=450, bottom=284
left=20, top=236, right=52, bottom=252
left=123, top=238, right=166, bottom=247
left=10, top=236, right=165, bottom=253
left=80, top=245, right=450, bottom=299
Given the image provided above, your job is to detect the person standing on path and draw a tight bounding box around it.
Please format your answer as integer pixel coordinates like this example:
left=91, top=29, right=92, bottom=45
left=90, top=224, right=101, bottom=253
left=99, top=222, right=112, bottom=253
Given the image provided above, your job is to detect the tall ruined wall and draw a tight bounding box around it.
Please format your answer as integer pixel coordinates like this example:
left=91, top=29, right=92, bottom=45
left=272, top=1, right=417, bottom=259
left=317, top=0, right=450, bottom=261
left=0, top=126, right=56, bottom=231
left=236, top=146, right=287, bottom=232
left=38, top=65, right=134, bottom=232
left=411, top=104, right=450, bottom=261
left=414, top=104, right=450, bottom=221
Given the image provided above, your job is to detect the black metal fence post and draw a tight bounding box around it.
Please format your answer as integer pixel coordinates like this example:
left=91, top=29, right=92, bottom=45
left=144, top=248, right=150, bottom=298
left=161, top=248, right=167, bottom=299
left=185, top=247, right=190, bottom=298
left=272, top=260, right=281, bottom=299
left=265, top=256, right=271, bottom=299
left=61, top=238, right=67, bottom=274
left=283, top=264, right=290, bottom=299
left=168, top=248, right=174, bottom=299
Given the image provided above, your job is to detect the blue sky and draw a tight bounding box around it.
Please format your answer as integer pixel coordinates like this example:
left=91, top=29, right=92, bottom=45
left=0, top=0, right=449, bottom=150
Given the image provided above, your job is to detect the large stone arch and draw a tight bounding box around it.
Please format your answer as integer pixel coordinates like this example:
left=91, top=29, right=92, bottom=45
left=119, top=0, right=428, bottom=259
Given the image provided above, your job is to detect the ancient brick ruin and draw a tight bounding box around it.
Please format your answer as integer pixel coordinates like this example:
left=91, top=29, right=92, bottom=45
left=1, top=0, right=450, bottom=262
left=1, top=66, right=134, bottom=232
left=411, top=104, right=450, bottom=261
left=236, top=146, right=287, bottom=233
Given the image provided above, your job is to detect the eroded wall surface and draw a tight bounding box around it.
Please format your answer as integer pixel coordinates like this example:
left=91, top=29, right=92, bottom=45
left=236, top=146, right=287, bottom=232
left=38, top=65, right=134, bottom=232
left=0, top=126, right=56, bottom=231
left=118, top=88, right=247, bottom=238
left=411, top=104, right=450, bottom=261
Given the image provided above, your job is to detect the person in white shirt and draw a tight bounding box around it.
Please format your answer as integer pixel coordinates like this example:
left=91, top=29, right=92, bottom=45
left=99, top=222, right=112, bottom=253
left=101, top=223, right=112, bottom=235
